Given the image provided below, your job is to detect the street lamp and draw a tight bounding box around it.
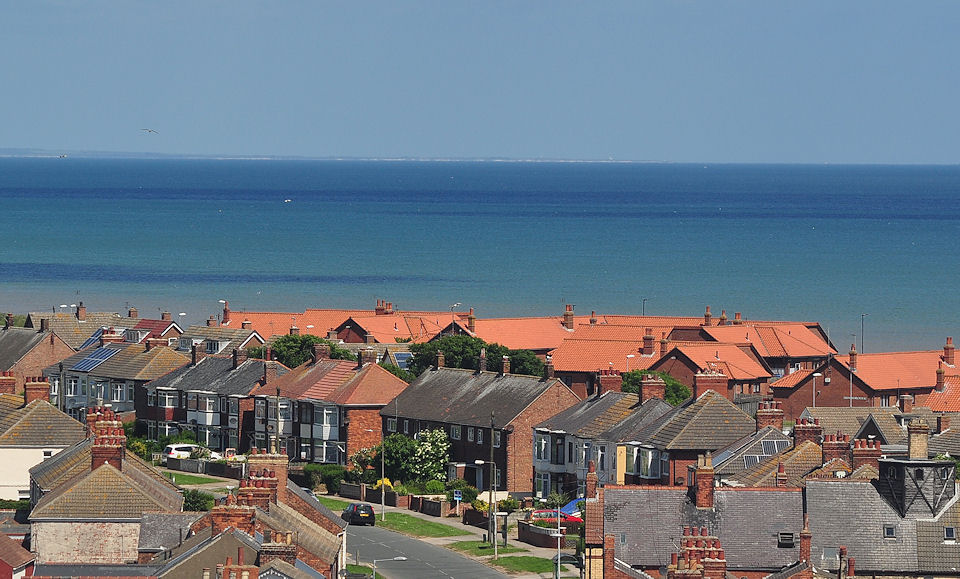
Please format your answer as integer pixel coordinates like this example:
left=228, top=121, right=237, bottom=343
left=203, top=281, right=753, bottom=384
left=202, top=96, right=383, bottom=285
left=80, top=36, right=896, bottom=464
left=626, top=354, right=635, bottom=373
left=861, top=313, right=868, bottom=353
left=449, top=302, right=461, bottom=335
left=372, top=556, right=407, bottom=579
left=641, top=297, right=648, bottom=316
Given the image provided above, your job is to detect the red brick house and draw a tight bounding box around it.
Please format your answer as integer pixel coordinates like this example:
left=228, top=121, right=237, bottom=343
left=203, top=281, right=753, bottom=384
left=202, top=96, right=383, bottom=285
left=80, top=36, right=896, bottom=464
left=648, top=343, right=772, bottom=402
left=0, top=316, right=74, bottom=397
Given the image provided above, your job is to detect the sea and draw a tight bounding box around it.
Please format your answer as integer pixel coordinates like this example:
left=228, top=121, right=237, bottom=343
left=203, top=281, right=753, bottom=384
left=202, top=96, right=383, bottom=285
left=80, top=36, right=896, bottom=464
left=1, top=157, right=958, bottom=353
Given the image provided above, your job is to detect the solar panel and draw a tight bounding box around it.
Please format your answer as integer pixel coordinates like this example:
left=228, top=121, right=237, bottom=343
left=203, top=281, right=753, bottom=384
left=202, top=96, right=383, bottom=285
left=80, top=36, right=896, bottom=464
left=78, top=328, right=105, bottom=351
left=70, top=347, right=119, bottom=372
left=761, top=440, right=779, bottom=455
left=774, top=439, right=791, bottom=453
left=743, top=455, right=762, bottom=468
left=393, top=352, right=413, bottom=369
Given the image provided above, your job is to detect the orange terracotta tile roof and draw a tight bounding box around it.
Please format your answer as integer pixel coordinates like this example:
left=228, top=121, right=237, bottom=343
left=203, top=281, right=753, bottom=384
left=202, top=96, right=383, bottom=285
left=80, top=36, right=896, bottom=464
left=836, top=350, right=948, bottom=391
left=567, top=324, right=676, bottom=342
left=226, top=307, right=465, bottom=340
left=252, top=359, right=407, bottom=406
left=326, top=363, right=409, bottom=406
left=770, top=369, right=814, bottom=389
left=470, top=316, right=585, bottom=351
left=923, top=375, right=960, bottom=411
left=550, top=339, right=660, bottom=373
left=672, top=343, right=771, bottom=381
left=702, top=324, right=835, bottom=358
left=339, top=314, right=445, bottom=343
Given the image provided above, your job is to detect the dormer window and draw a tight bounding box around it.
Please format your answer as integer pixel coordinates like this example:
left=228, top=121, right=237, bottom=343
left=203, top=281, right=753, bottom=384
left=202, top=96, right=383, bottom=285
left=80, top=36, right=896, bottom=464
left=884, top=526, right=896, bottom=539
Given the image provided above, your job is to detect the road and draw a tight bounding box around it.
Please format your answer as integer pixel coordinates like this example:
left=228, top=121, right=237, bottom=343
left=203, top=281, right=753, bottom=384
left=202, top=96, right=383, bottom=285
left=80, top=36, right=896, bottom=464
left=347, top=524, right=511, bottom=579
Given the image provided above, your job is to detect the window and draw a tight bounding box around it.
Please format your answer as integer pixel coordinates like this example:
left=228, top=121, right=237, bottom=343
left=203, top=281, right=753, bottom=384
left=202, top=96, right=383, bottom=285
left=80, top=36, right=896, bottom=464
left=598, top=445, right=607, bottom=470
left=112, top=384, right=125, bottom=402
left=450, top=424, right=460, bottom=439
left=467, top=427, right=475, bottom=442
left=313, top=441, right=343, bottom=464
left=404, top=419, right=409, bottom=434
left=229, top=398, right=239, bottom=415
left=147, top=421, right=157, bottom=441
left=495, top=467, right=502, bottom=488
left=158, top=391, right=179, bottom=408
left=661, top=453, right=670, bottom=480
left=202, top=395, right=217, bottom=412
left=884, top=526, right=896, bottom=539
left=625, top=446, right=637, bottom=474
left=881, top=395, right=890, bottom=408
left=477, top=428, right=483, bottom=445
left=147, top=390, right=157, bottom=407
left=187, top=393, right=198, bottom=410
left=127, top=384, right=135, bottom=401
left=43, top=449, right=54, bottom=459
left=778, top=532, right=796, bottom=548
left=535, top=435, right=548, bottom=461
left=314, top=406, right=338, bottom=427
left=915, top=468, right=925, bottom=481
left=67, top=377, right=78, bottom=396
left=494, top=431, right=502, bottom=448
left=205, top=340, right=219, bottom=354
left=946, top=527, right=957, bottom=542
left=255, top=399, right=266, bottom=419
left=535, top=472, right=550, bottom=498
left=387, top=417, right=398, bottom=432
left=567, top=440, right=573, bottom=462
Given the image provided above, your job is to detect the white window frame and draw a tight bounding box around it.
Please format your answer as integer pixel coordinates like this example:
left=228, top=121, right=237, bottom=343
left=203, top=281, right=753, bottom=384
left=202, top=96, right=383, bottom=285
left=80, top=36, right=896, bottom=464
left=158, top=391, right=179, bottom=408
left=67, top=377, right=78, bottom=396
left=477, top=428, right=483, bottom=445
left=112, top=383, right=125, bottom=402
left=467, top=427, right=475, bottom=442
left=535, top=434, right=548, bottom=461
left=494, top=430, right=501, bottom=448
left=450, top=424, right=461, bottom=440
left=387, top=417, right=398, bottom=432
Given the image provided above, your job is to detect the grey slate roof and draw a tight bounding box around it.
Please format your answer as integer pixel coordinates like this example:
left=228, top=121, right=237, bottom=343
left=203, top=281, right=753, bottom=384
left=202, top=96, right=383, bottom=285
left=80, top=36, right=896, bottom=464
left=597, top=397, right=675, bottom=443
left=148, top=356, right=286, bottom=396
left=138, top=512, right=208, bottom=552
left=536, top=391, right=645, bottom=437
left=256, top=502, right=340, bottom=563
left=259, top=558, right=324, bottom=579
left=180, top=325, right=264, bottom=352
left=642, top=390, right=756, bottom=451
left=286, top=481, right=347, bottom=532
left=33, top=563, right=162, bottom=576
left=800, top=407, right=907, bottom=445
left=0, top=326, right=49, bottom=369
left=386, top=367, right=572, bottom=428
left=0, top=399, right=85, bottom=447
left=27, top=310, right=139, bottom=349
left=155, top=526, right=261, bottom=578
left=603, top=486, right=803, bottom=571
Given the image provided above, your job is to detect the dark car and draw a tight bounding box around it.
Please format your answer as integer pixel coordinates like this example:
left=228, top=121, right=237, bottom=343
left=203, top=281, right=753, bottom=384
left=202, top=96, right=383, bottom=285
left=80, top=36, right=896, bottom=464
left=341, top=502, right=376, bottom=526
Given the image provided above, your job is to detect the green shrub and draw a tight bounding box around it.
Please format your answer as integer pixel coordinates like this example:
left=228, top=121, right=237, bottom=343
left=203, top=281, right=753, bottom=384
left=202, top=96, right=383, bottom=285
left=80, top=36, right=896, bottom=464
left=471, top=498, right=488, bottom=513
left=444, top=479, right=479, bottom=504
left=532, top=519, right=557, bottom=529
left=303, top=464, right=347, bottom=494
left=0, top=499, right=29, bottom=510
left=424, top=479, right=446, bottom=494
left=183, top=489, right=215, bottom=511
left=498, top=496, right=520, bottom=513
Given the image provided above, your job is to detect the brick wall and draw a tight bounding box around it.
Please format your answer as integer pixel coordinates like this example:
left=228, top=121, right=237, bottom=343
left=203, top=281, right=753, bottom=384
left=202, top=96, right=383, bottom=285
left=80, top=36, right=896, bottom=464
left=506, top=381, right=580, bottom=494
left=345, top=408, right=382, bottom=459
left=284, top=490, right=345, bottom=536
left=32, top=521, right=141, bottom=564
left=12, top=331, right=74, bottom=394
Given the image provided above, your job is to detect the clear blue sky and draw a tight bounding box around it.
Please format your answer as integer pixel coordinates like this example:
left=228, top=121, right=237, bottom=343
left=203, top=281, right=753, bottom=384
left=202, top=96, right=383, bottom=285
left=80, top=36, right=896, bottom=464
left=4, top=2, right=958, bottom=163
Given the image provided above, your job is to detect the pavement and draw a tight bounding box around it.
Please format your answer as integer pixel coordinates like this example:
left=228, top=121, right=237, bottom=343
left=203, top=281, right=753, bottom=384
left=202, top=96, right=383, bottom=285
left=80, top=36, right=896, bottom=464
left=166, top=469, right=579, bottom=578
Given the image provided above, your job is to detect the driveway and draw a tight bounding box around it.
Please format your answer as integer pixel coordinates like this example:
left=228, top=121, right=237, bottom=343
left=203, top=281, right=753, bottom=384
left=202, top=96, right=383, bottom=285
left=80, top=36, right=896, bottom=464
left=347, top=524, right=511, bottom=579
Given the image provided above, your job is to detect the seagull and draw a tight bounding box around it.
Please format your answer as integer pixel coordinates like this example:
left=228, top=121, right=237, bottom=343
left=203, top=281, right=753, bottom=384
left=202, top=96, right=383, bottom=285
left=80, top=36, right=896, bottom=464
left=141, top=128, right=159, bottom=134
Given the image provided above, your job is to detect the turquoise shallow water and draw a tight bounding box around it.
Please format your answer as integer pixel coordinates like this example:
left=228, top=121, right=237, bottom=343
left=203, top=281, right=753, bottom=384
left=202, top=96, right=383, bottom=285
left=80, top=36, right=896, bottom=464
left=1, top=158, right=958, bottom=352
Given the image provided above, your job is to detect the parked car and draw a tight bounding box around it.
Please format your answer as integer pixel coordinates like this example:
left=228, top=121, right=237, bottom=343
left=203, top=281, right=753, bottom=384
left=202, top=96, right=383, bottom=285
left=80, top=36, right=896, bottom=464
left=341, top=503, right=376, bottom=526
left=528, top=509, right=584, bottom=524
left=162, top=444, right=199, bottom=463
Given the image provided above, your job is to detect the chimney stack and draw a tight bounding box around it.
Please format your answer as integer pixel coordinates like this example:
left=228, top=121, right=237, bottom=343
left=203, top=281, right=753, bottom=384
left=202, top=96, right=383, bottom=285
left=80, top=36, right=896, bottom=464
left=24, top=376, right=51, bottom=404
left=365, top=332, right=375, bottom=344
left=643, top=328, right=655, bottom=355
left=478, top=348, right=487, bottom=372
left=90, top=406, right=125, bottom=471
left=775, top=461, right=788, bottom=487
left=128, top=307, right=138, bottom=318
left=734, top=312, right=742, bottom=325
left=799, top=514, right=812, bottom=563
left=221, top=301, right=231, bottom=325
left=359, top=347, right=377, bottom=366
left=590, top=311, right=597, bottom=325
left=945, top=337, right=956, bottom=366
left=192, top=344, right=205, bottom=366
left=260, top=530, right=298, bottom=566
left=467, top=308, right=476, bottom=333
left=718, top=310, right=727, bottom=326
left=937, top=414, right=951, bottom=434
left=822, top=432, right=851, bottom=465
left=703, top=306, right=713, bottom=326
left=585, top=460, right=598, bottom=498
left=640, top=374, right=666, bottom=403
left=900, top=394, right=914, bottom=413
left=755, top=400, right=784, bottom=432
left=312, top=342, right=330, bottom=363
left=76, top=302, right=86, bottom=321
left=263, top=361, right=277, bottom=385
left=0, top=372, right=15, bottom=395
left=206, top=315, right=217, bottom=327
left=937, top=362, right=945, bottom=392
left=660, top=332, right=669, bottom=358
left=693, top=371, right=728, bottom=399
left=852, top=439, right=882, bottom=471
left=908, top=419, right=930, bottom=460
left=691, top=452, right=715, bottom=509
left=4, top=313, right=13, bottom=329
left=848, top=344, right=857, bottom=372
left=233, top=348, right=247, bottom=370
left=436, top=350, right=444, bottom=369
left=563, top=304, right=574, bottom=330
left=241, top=319, right=251, bottom=330
left=502, top=355, right=510, bottom=375
left=161, top=311, right=172, bottom=321
left=794, top=418, right=823, bottom=446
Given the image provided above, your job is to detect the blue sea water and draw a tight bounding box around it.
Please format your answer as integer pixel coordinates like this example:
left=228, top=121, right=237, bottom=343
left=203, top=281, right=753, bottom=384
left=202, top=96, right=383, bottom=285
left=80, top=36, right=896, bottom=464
left=1, top=157, right=958, bottom=352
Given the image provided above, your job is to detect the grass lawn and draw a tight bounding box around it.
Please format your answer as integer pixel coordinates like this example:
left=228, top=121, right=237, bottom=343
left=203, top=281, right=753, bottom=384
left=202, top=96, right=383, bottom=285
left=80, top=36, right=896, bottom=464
left=346, top=563, right=372, bottom=574
left=446, top=540, right=526, bottom=556
left=163, top=472, right=222, bottom=485
left=376, top=511, right=471, bottom=538
left=493, top=556, right=569, bottom=575
left=316, top=496, right=351, bottom=511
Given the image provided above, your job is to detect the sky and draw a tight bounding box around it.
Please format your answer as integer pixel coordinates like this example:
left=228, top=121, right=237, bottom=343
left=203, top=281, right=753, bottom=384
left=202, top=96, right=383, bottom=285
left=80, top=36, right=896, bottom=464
left=3, top=2, right=959, bottom=164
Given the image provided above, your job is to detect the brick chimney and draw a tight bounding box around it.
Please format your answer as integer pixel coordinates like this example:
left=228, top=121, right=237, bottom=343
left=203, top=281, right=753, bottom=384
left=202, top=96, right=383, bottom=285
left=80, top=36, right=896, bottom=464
left=436, top=350, right=444, bottom=368
left=210, top=494, right=256, bottom=535
left=478, top=348, right=487, bottom=372
left=589, top=311, right=597, bottom=325
left=127, top=306, right=138, bottom=318
left=161, top=311, right=172, bottom=321
left=794, top=418, right=823, bottom=446
left=206, top=315, right=217, bottom=327
left=502, top=355, right=510, bottom=375
left=799, top=514, right=812, bottom=564
left=774, top=461, right=788, bottom=487
left=848, top=344, right=857, bottom=372
left=544, top=354, right=554, bottom=379
left=937, top=414, right=951, bottom=434
left=144, top=337, right=165, bottom=351
left=900, top=394, right=914, bottom=413
left=733, top=312, right=743, bottom=325
left=908, top=419, right=929, bottom=460
left=263, top=361, right=277, bottom=385
left=640, top=374, right=666, bottom=403
left=718, top=310, right=727, bottom=326
left=260, top=530, right=297, bottom=566
left=232, top=348, right=247, bottom=370
left=563, top=304, right=574, bottom=330
left=240, top=320, right=251, bottom=330
left=0, top=372, right=15, bottom=395
left=246, top=447, right=289, bottom=504
left=660, top=332, right=669, bottom=358
left=756, top=400, right=785, bottom=432
left=265, top=346, right=272, bottom=361
left=643, top=328, right=655, bottom=355
left=100, top=327, right=124, bottom=345
left=219, top=548, right=258, bottom=579
left=375, top=300, right=386, bottom=315
left=693, top=371, right=728, bottom=399
left=703, top=306, right=713, bottom=326
left=597, top=369, right=622, bottom=393
left=467, top=308, right=476, bottom=333
left=701, top=543, right=727, bottom=579
left=852, top=439, right=881, bottom=471
left=221, top=301, right=231, bottom=325
left=289, top=325, right=299, bottom=336
left=691, top=452, right=715, bottom=509
left=192, top=344, right=205, bottom=366
left=24, top=376, right=51, bottom=404
left=359, top=347, right=377, bottom=367
left=821, top=433, right=851, bottom=465
left=847, top=557, right=856, bottom=578
left=90, top=406, right=125, bottom=471
left=4, top=313, right=13, bottom=329
left=585, top=460, right=598, bottom=499
left=937, top=362, right=945, bottom=392
left=39, top=318, right=50, bottom=332
left=312, top=342, right=330, bottom=363
left=76, top=302, right=86, bottom=321
left=945, top=337, right=956, bottom=366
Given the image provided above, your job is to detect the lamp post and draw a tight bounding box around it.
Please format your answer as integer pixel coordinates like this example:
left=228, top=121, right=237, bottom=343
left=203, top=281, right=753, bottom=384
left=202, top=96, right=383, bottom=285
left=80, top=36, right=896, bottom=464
left=449, top=302, right=461, bottom=335
left=641, top=297, right=648, bottom=316
left=812, top=372, right=822, bottom=408
left=371, top=556, right=407, bottom=579
left=861, top=313, right=868, bottom=353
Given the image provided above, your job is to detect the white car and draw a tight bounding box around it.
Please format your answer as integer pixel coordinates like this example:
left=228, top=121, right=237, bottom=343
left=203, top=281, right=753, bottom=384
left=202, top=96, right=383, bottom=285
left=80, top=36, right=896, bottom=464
left=162, top=444, right=199, bottom=463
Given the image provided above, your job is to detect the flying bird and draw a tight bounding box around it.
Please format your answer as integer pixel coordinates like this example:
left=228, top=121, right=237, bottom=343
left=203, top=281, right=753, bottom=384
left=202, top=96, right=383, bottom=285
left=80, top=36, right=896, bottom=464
left=141, top=128, right=159, bottom=134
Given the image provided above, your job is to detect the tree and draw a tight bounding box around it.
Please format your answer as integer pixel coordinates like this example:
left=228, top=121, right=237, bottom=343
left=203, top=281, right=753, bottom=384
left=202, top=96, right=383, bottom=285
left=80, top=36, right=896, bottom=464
left=379, top=362, right=416, bottom=383
left=183, top=489, right=215, bottom=511
left=411, top=428, right=451, bottom=481
left=621, top=370, right=691, bottom=406
left=249, top=334, right=355, bottom=368
left=407, top=335, right=544, bottom=377
left=377, top=433, right=418, bottom=483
